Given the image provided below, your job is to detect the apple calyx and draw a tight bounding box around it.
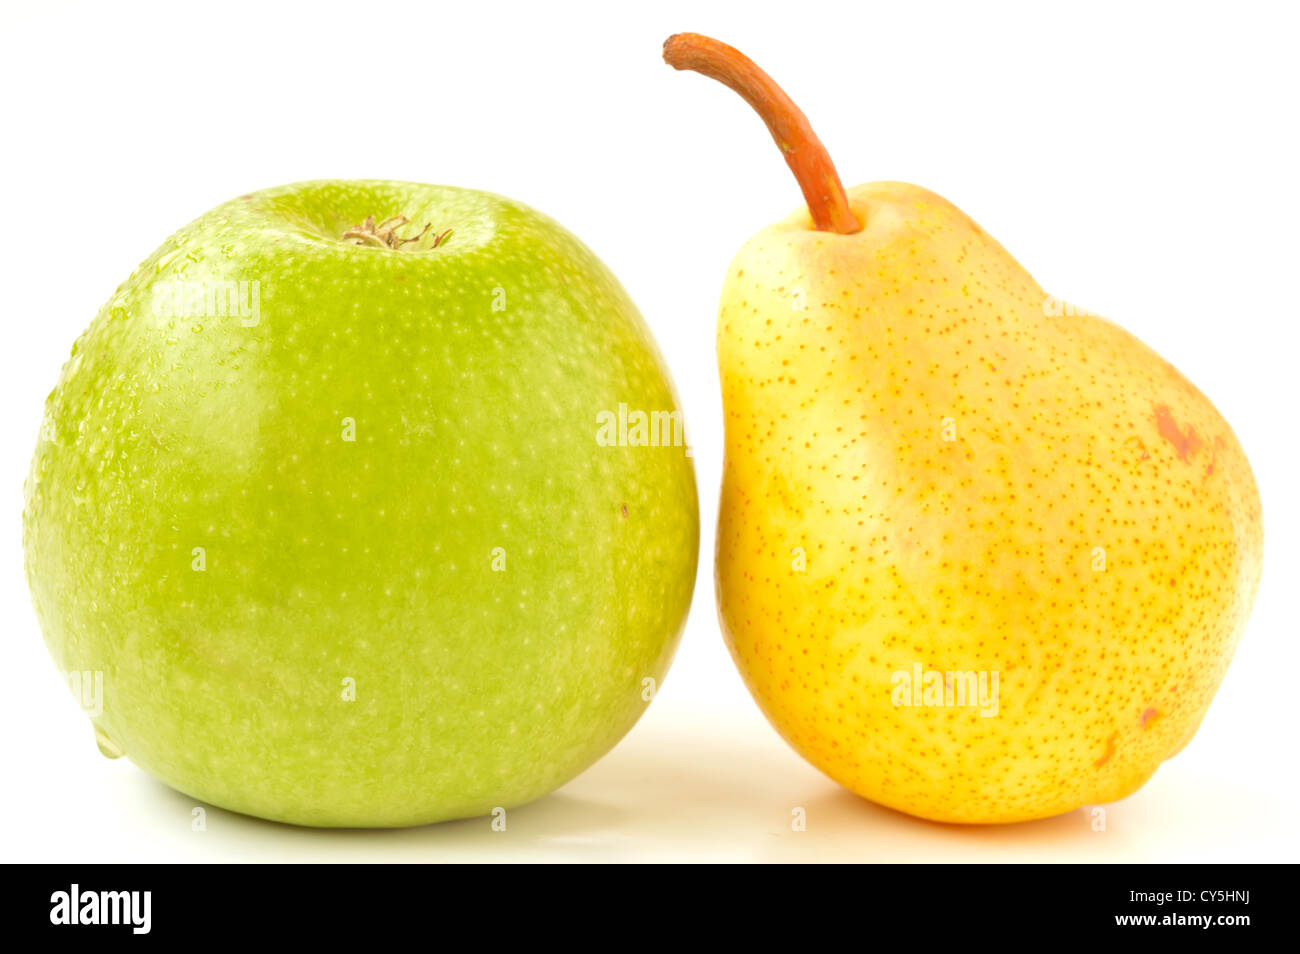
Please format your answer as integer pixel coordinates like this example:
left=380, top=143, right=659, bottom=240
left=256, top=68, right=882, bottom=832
left=342, top=215, right=453, bottom=250
left=663, top=32, right=861, bottom=235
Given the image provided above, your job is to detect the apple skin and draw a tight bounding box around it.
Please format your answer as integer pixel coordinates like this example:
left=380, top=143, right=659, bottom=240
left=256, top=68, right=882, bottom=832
left=23, top=180, right=698, bottom=827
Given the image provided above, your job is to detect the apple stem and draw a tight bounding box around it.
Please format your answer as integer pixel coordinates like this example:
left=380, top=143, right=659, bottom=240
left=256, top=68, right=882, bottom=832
left=342, top=215, right=452, bottom=250
left=663, top=33, right=860, bottom=235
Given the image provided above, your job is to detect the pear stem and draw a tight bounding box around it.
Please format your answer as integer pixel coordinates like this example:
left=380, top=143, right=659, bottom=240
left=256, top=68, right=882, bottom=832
left=663, top=33, right=860, bottom=234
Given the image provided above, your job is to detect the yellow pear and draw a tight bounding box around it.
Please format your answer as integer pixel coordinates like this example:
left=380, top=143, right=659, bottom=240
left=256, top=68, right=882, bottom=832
left=666, top=33, right=1263, bottom=823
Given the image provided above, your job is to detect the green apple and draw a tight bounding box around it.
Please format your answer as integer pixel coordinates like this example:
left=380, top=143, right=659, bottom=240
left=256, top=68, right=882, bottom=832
left=23, top=180, right=699, bottom=827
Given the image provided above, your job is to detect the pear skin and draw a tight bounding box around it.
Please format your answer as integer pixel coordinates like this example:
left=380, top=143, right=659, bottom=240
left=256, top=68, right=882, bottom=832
left=715, top=181, right=1263, bottom=823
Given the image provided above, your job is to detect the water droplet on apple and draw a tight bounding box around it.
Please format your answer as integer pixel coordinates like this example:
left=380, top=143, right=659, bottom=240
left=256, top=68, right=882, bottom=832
left=93, top=724, right=125, bottom=759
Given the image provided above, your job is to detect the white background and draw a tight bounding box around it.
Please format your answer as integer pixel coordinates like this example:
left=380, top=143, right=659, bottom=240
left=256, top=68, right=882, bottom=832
left=1, top=0, right=1297, bottom=862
